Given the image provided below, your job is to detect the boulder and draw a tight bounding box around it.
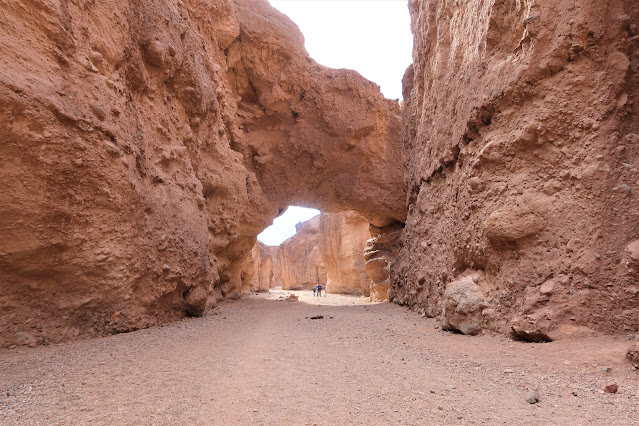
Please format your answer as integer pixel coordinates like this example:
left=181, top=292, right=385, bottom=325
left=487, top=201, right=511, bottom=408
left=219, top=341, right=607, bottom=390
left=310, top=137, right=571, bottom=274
left=185, top=286, right=208, bottom=317
left=439, top=274, right=487, bottom=335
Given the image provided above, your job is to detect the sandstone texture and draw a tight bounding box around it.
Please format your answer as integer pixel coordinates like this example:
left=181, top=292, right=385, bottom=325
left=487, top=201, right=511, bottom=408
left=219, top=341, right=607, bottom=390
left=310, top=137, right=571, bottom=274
left=247, top=242, right=275, bottom=292
left=275, top=211, right=373, bottom=295
left=319, top=211, right=371, bottom=296
left=0, top=0, right=405, bottom=346
left=365, top=224, right=402, bottom=302
left=277, top=217, right=326, bottom=291
left=396, top=0, right=639, bottom=337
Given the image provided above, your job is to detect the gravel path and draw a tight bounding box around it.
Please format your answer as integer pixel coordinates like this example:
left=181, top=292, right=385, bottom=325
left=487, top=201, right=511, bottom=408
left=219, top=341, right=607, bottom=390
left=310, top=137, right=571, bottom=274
left=1, top=290, right=638, bottom=425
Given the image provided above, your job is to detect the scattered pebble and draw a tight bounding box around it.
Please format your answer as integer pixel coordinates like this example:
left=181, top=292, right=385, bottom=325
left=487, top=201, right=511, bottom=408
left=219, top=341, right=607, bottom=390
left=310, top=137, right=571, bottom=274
left=526, top=390, right=540, bottom=404
left=604, top=383, right=618, bottom=394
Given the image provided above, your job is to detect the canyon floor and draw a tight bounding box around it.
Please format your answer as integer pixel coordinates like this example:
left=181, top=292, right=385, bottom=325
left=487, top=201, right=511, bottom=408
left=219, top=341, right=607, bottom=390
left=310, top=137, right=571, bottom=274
left=1, top=289, right=638, bottom=425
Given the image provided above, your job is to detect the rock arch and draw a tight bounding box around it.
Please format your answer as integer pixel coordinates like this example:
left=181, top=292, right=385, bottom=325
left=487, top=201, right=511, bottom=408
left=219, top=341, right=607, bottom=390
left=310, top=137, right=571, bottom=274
left=0, top=0, right=406, bottom=346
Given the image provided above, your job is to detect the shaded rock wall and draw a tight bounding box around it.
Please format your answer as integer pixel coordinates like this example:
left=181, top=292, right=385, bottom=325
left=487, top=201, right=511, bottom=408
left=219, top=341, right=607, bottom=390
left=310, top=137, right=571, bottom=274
left=277, top=217, right=326, bottom=290
left=396, top=0, right=639, bottom=338
left=268, top=245, right=281, bottom=287
left=319, top=211, right=371, bottom=296
left=366, top=224, right=402, bottom=302
left=247, top=242, right=275, bottom=292
left=276, top=211, right=373, bottom=295
left=0, top=0, right=405, bottom=347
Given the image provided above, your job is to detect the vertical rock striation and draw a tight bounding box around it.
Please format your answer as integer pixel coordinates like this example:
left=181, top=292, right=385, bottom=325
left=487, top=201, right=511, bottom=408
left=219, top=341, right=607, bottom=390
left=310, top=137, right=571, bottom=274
left=247, top=242, right=275, bottom=292
left=277, top=217, right=326, bottom=290
left=319, top=211, right=371, bottom=296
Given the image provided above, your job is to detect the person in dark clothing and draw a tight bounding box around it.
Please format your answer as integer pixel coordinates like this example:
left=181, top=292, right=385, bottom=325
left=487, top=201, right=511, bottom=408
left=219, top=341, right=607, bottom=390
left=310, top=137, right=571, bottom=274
left=317, top=284, right=322, bottom=297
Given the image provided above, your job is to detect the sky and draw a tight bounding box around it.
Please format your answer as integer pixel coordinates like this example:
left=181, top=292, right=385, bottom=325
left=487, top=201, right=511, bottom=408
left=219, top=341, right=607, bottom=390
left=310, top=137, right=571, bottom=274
left=258, top=206, right=321, bottom=245
left=270, top=0, right=413, bottom=100
left=257, top=0, right=413, bottom=246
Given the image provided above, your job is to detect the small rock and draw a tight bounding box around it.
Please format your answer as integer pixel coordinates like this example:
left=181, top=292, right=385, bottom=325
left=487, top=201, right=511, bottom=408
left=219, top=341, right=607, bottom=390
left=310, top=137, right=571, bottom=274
left=612, top=184, right=631, bottom=196
left=143, top=40, right=166, bottom=67
left=469, top=177, right=481, bottom=190
left=604, top=383, right=618, bottom=394
left=91, top=102, right=107, bottom=121
left=539, top=279, right=555, bottom=295
left=526, top=390, right=540, bottom=404
left=14, top=331, right=36, bottom=347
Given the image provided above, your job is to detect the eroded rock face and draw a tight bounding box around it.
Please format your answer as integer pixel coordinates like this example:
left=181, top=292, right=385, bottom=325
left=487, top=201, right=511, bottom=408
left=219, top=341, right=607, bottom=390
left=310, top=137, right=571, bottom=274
left=319, top=212, right=371, bottom=296
left=0, top=0, right=405, bottom=346
left=277, top=217, right=326, bottom=290
left=275, top=211, right=373, bottom=295
left=396, top=0, right=639, bottom=336
left=366, top=224, right=402, bottom=302
left=248, top=242, right=275, bottom=292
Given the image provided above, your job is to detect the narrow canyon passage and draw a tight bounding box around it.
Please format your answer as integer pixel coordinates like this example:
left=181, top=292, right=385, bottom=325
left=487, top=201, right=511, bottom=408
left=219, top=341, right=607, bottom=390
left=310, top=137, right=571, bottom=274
left=1, top=294, right=637, bottom=425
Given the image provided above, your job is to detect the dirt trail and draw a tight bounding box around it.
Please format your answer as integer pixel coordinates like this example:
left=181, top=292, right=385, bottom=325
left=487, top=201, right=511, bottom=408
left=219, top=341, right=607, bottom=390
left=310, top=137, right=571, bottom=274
left=1, top=290, right=638, bottom=425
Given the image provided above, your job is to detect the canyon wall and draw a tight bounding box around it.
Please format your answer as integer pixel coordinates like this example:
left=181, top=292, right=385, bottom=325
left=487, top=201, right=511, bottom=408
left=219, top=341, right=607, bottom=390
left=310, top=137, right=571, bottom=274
left=276, top=211, right=374, bottom=296
left=396, top=0, right=639, bottom=339
left=277, top=217, right=326, bottom=290
left=247, top=242, right=275, bottom=292
left=0, top=0, right=405, bottom=347
left=319, top=211, right=371, bottom=296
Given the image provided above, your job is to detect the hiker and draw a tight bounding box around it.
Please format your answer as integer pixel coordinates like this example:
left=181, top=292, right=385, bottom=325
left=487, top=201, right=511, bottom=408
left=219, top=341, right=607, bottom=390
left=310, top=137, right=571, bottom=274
left=312, top=287, right=316, bottom=297
left=317, top=284, right=322, bottom=297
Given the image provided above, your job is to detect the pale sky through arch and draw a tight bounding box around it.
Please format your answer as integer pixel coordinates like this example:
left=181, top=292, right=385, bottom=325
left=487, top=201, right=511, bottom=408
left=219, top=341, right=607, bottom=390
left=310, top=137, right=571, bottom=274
left=257, top=0, right=413, bottom=246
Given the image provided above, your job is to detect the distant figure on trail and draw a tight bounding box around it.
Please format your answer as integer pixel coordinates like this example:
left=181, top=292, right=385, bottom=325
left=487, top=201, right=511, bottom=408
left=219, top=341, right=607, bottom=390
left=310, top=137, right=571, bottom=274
left=317, top=284, right=322, bottom=297
left=312, top=287, right=316, bottom=297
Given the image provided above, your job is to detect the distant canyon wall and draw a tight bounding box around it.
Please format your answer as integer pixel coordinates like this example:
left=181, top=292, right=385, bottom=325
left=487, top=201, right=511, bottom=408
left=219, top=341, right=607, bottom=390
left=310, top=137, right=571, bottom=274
left=277, top=216, right=327, bottom=290
left=245, top=242, right=276, bottom=293
left=396, top=0, right=639, bottom=339
left=319, top=211, right=371, bottom=296
left=275, top=211, right=375, bottom=297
